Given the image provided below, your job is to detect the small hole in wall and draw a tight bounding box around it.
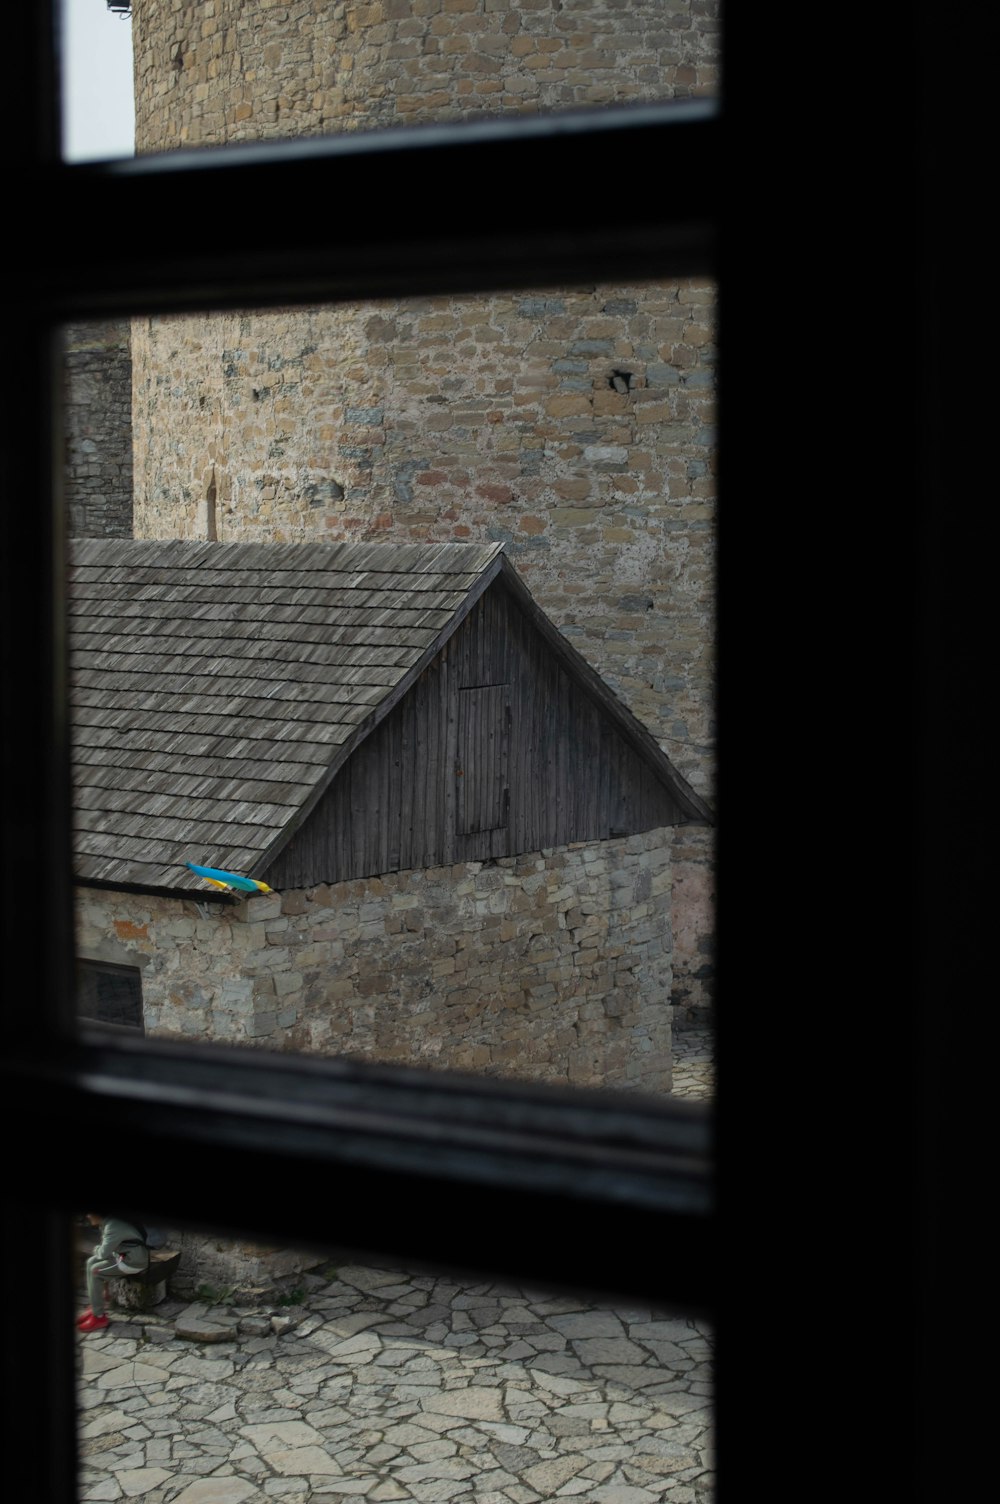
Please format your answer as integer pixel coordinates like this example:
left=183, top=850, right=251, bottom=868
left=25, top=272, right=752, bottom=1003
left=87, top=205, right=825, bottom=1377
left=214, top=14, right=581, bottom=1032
left=609, top=370, right=633, bottom=393
left=201, top=471, right=218, bottom=541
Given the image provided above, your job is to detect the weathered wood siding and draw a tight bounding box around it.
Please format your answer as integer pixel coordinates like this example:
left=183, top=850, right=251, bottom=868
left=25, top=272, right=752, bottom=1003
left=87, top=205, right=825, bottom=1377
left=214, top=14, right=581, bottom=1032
left=267, top=582, right=689, bottom=887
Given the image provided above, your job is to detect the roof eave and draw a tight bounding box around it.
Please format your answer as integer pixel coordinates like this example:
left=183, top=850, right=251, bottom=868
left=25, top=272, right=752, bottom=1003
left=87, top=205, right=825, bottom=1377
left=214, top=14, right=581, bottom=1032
left=75, top=876, right=242, bottom=904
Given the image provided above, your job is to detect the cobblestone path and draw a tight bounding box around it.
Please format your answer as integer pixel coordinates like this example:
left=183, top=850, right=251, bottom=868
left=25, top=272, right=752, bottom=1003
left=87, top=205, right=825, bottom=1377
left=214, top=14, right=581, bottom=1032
left=77, top=1033, right=715, bottom=1504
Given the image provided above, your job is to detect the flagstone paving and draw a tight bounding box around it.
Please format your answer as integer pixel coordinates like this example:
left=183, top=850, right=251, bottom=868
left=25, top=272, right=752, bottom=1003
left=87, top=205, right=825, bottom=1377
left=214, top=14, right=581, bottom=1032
left=77, top=1031, right=714, bottom=1504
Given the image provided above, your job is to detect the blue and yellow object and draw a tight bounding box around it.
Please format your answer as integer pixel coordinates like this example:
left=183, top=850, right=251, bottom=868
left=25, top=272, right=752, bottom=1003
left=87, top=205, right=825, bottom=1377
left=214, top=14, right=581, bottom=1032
left=186, top=862, right=273, bottom=894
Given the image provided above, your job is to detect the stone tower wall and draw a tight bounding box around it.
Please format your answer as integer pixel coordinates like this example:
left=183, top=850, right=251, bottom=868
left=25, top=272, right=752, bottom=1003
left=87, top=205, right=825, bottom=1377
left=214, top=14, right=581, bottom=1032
left=132, top=0, right=719, bottom=148
left=127, top=0, right=718, bottom=1025
left=62, top=320, right=133, bottom=540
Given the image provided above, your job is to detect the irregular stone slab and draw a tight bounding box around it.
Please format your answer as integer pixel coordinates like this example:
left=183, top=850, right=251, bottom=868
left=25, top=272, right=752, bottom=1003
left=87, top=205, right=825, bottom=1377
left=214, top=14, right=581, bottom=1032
left=237, top=1318, right=272, bottom=1338
left=174, top=1380, right=237, bottom=1410
left=589, top=1486, right=660, bottom=1504
left=636, top=1340, right=689, bottom=1366
left=392, top=1460, right=478, bottom=1483
left=421, top=1388, right=505, bottom=1421
left=175, top=1304, right=217, bottom=1324
left=79, top=1479, right=123, bottom=1501
left=591, top=1365, right=669, bottom=1389
left=176, top=1317, right=237, bottom=1344
left=527, top=1370, right=590, bottom=1398
left=570, top=1338, right=650, bottom=1366
left=167, top=1355, right=236, bottom=1381
left=496, top=1341, right=535, bottom=1361
left=408, top=1439, right=459, bottom=1462
left=81, top=1348, right=125, bottom=1377
left=81, top=1410, right=134, bottom=1440
left=314, top=1332, right=382, bottom=1362
left=206, top=1401, right=238, bottom=1424
left=170, top=1480, right=260, bottom=1504
left=608, top=1402, right=651, bottom=1423
left=265, top=1445, right=344, bottom=1477
left=241, top=1421, right=325, bottom=1450
left=549, top=1312, right=626, bottom=1339
left=314, top=1312, right=386, bottom=1340
left=522, top=1456, right=589, bottom=1492
left=627, top=1320, right=698, bottom=1342
left=629, top=1445, right=700, bottom=1475
left=330, top=1266, right=405, bottom=1292
left=478, top=1422, right=530, bottom=1445
left=306, top=1483, right=378, bottom=1497
left=381, top=1422, right=441, bottom=1446
left=115, top=1467, right=174, bottom=1497
left=307, top=1406, right=353, bottom=1429
left=96, top=1362, right=174, bottom=1389
left=640, top=1392, right=710, bottom=1416
left=368, top=1484, right=410, bottom=1502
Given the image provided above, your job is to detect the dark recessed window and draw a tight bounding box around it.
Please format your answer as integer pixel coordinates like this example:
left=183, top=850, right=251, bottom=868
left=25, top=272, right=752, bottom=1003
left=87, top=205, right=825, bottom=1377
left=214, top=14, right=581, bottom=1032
left=77, top=960, right=144, bottom=1034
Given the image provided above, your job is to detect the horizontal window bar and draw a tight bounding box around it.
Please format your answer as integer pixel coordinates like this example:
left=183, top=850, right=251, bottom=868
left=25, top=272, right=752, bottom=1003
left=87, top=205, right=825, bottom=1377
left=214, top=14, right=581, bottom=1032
left=25, top=102, right=719, bottom=319
left=2, top=1032, right=716, bottom=1309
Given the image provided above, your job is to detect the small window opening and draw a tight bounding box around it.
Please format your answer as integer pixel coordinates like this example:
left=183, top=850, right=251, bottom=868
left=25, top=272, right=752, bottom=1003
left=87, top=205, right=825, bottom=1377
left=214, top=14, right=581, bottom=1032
left=77, top=960, right=144, bottom=1035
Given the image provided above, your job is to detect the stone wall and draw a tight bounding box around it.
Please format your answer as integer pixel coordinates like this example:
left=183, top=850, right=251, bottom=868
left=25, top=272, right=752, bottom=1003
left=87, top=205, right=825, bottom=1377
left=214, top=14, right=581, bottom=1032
left=62, top=320, right=133, bottom=540
left=75, top=829, right=673, bottom=1093
left=132, top=0, right=719, bottom=150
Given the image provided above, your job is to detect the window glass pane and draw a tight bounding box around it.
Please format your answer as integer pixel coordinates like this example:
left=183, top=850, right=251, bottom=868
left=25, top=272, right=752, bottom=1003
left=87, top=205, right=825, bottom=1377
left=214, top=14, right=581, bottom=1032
left=68, top=275, right=716, bottom=1095
left=63, top=2, right=718, bottom=1093
left=60, top=1, right=135, bottom=163
left=76, top=1214, right=715, bottom=1502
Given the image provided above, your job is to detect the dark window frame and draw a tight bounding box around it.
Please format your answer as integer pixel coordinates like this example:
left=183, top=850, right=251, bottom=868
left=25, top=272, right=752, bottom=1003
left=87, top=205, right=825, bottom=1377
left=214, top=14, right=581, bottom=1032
left=76, top=958, right=144, bottom=1035
left=0, top=7, right=946, bottom=1503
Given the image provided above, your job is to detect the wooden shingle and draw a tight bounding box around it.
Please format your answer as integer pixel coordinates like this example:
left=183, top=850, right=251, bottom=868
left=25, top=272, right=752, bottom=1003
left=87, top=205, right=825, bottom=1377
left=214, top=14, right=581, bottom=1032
left=69, top=539, right=711, bottom=895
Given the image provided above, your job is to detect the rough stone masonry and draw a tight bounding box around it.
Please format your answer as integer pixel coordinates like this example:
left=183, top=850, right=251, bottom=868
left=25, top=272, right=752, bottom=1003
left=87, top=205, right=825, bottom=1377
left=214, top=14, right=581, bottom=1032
left=77, top=830, right=673, bottom=1092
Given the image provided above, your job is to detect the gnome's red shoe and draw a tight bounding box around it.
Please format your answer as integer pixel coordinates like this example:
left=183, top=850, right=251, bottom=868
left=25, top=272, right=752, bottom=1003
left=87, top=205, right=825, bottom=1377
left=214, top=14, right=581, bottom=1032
left=78, top=1312, right=109, bottom=1333
left=76, top=1308, right=94, bottom=1328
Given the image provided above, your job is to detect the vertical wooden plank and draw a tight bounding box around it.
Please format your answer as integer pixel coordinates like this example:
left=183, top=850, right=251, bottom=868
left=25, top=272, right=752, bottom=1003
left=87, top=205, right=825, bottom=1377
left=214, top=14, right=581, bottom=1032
left=491, top=588, right=507, bottom=685
left=352, top=745, right=368, bottom=876
left=369, top=733, right=384, bottom=877
left=418, top=661, right=437, bottom=869
left=443, top=641, right=457, bottom=864
left=529, top=622, right=547, bottom=851
left=383, top=711, right=397, bottom=874
left=332, top=761, right=351, bottom=882
left=598, top=721, right=611, bottom=839
left=554, top=663, right=568, bottom=848
left=398, top=688, right=414, bottom=873
left=583, top=694, right=602, bottom=841
left=456, top=685, right=468, bottom=834
left=456, top=684, right=508, bottom=836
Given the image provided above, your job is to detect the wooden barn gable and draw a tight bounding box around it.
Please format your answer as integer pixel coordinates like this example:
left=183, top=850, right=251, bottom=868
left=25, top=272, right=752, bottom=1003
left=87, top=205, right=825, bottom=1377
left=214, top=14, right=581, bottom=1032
left=69, top=539, right=712, bottom=897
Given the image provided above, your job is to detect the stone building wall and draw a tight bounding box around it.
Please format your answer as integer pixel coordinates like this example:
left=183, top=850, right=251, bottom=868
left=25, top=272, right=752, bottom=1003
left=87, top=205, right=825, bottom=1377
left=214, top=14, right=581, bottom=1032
left=62, top=320, right=133, bottom=540
left=75, top=830, right=673, bottom=1093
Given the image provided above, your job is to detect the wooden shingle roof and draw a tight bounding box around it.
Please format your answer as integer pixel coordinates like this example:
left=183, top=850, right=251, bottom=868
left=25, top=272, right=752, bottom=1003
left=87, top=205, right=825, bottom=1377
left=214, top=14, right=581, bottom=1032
left=70, top=539, right=506, bottom=892
left=69, top=538, right=712, bottom=895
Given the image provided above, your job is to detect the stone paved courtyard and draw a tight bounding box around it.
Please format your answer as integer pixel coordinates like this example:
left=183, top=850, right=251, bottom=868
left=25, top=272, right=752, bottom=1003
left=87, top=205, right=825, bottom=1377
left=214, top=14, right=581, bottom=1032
left=76, top=1031, right=714, bottom=1504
